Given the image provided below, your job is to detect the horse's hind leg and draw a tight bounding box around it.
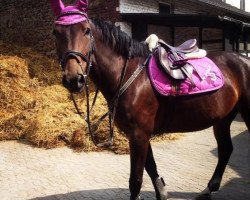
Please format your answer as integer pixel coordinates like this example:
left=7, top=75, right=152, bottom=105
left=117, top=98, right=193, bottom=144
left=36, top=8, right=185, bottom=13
left=239, top=101, right=250, bottom=132
left=145, top=143, right=167, bottom=200
left=197, top=108, right=238, bottom=199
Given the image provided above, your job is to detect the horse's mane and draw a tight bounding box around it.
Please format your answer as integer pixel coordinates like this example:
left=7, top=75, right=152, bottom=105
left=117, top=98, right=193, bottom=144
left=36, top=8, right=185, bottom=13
left=91, top=18, right=150, bottom=58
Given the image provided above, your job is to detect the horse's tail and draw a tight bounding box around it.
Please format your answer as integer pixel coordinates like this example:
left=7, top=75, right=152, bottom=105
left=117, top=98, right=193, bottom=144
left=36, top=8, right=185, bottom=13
left=237, top=54, right=250, bottom=132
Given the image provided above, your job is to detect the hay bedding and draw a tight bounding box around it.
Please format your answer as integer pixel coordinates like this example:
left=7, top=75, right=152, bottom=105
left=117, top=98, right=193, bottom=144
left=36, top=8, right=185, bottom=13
left=0, top=41, right=182, bottom=154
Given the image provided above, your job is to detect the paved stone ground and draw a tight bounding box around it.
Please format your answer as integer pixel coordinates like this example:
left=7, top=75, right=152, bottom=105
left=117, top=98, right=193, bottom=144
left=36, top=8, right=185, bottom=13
left=0, top=116, right=249, bottom=200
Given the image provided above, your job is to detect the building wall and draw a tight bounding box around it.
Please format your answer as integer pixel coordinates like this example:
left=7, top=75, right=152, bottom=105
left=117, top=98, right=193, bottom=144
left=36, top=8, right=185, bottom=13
left=89, top=0, right=119, bottom=22
left=0, top=0, right=248, bottom=54
left=0, top=0, right=55, bottom=55
left=119, top=0, right=226, bottom=50
left=119, top=0, right=230, bottom=15
left=119, top=0, right=158, bottom=13
left=175, top=27, right=200, bottom=45
left=148, top=25, right=171, bottom=43
left=0, top=0, right=119, bottom=54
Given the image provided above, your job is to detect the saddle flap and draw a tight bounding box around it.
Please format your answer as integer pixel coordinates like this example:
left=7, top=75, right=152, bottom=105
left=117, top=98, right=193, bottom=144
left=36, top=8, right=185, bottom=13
left=158, top=47, right=186, bottom=80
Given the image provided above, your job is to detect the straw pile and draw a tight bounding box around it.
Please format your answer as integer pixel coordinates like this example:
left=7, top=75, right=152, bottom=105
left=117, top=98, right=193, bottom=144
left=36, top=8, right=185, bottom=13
left=0, top=40, right=182, bottom=154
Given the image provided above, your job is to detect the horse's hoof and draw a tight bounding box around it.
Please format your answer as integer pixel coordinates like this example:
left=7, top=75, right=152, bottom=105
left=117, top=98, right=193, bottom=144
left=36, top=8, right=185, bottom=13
left=196, top=187, right=212, bottom=200
left=155, top=177, right=168, bottom=200
left=196, top=193, right=212, bottom=200
left=131, top=194, right=144, bottom=200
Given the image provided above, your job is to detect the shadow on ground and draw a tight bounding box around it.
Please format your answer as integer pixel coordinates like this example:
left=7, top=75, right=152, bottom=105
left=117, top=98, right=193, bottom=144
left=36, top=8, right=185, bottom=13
left=29, top=189, right=146, bottom=200
left=168, top=176, right=249, bottom=200
left=168, top=129, right=250, bottom=200
left=28, top=181, right=250, bottom=200
left=29, top=126, right=250, bottom=200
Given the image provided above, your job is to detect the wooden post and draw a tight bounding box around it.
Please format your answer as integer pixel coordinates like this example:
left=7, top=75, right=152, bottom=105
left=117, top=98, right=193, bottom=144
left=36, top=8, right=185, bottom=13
left=199, top=27, right=203, bottom=48
left=171, top=26, right=175, bottom=46
left=241, top=0, right=245, bottom=11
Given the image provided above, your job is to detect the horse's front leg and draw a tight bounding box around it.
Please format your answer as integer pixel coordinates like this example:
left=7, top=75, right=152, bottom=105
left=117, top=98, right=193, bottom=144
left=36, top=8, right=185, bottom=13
left=129, top=129, right=150, bottom=200
left=145, top=143, right=168, bottom=200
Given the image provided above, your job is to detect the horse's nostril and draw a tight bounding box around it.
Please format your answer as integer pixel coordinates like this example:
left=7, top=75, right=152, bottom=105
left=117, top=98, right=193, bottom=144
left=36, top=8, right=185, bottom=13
left=77, top=74, right=85, bottom=89
left=78, top=74, right=85, bottom=84
left=62, top=75, right=84, bottom=92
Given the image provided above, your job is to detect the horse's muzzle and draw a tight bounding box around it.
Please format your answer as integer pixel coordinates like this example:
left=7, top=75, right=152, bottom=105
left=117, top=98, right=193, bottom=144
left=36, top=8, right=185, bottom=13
left=62, top=74, right=85, bottom=93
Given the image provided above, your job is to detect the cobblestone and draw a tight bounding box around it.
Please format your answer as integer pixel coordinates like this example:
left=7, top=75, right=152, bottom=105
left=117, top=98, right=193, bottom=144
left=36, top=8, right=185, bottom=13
left=0, top=117, right=249, bottom=200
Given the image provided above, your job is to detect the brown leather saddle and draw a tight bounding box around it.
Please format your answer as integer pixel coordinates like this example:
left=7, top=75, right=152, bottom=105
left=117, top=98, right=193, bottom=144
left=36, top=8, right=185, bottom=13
left=156, top=39, right=198, bottom=82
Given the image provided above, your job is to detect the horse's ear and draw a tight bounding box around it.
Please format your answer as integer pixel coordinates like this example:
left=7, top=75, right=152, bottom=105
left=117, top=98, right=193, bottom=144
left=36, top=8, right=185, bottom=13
left=50, top=0, right=65, bottom=16
left=76, top=0, right=88, bottom=12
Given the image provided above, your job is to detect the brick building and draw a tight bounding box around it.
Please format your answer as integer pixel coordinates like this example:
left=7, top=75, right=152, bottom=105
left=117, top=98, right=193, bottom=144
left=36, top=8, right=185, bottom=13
left=0, top=0, right=250, bottom=55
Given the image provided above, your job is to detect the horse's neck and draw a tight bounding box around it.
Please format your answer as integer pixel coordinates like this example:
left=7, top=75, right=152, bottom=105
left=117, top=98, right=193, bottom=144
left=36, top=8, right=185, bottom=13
left=90, top=24, right=127, bottom=101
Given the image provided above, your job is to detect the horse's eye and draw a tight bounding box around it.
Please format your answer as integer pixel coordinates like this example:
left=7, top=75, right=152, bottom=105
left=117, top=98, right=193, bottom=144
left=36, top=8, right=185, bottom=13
left=85, top=28, right=91, bottom=35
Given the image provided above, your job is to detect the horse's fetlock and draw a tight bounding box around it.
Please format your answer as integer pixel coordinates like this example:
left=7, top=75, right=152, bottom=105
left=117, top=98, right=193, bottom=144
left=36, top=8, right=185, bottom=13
left=208, top=177, right=222, bottom=192
left=155, top=177, right=168, bottom=199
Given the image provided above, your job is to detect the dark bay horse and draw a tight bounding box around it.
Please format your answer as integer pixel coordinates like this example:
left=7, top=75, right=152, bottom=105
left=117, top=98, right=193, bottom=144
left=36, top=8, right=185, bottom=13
left=50, top=0, right=250, bottom=199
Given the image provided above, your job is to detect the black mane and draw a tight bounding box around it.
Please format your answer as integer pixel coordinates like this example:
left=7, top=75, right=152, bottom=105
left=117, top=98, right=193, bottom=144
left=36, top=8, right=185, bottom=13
left=91, top=18, right=150, bottom=58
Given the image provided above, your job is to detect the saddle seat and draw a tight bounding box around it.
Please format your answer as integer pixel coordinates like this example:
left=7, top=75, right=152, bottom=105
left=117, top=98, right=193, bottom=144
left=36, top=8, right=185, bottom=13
left=158, top=39, right=198, bottom=54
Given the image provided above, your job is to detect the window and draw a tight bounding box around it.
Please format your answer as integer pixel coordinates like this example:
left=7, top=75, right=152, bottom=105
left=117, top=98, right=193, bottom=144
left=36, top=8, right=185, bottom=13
left=159, top=3, right=172, bottom=14
left=239, top=34, right=250, bottom=57
left=224, top=0, right=241, bottom=9
left=245, top=0, right=250, bottom=11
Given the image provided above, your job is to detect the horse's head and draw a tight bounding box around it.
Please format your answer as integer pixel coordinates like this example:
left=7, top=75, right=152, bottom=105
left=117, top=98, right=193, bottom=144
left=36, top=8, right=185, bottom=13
left=50, top=0, right=93, bottom=93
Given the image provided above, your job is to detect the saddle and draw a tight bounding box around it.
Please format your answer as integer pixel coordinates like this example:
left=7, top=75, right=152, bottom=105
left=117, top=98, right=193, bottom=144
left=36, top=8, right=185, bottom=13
left=156, top=39, right=202, bottom=83
left=147, top=37, right=224, bottom=96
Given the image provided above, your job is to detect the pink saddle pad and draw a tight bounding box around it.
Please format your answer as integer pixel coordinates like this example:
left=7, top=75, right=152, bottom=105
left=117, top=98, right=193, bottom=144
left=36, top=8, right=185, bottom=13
left=148, top=55, right=224, bottom=96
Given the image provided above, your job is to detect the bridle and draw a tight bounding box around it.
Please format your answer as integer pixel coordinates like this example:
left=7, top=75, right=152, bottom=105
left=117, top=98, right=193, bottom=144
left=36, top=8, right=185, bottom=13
left=56, top=11, right=149, bottom=147
left=57, top=11, right=116, bottom=147
left=58, top=11, right=94, bottom=79
left=60, top=50, right=89, bottom=70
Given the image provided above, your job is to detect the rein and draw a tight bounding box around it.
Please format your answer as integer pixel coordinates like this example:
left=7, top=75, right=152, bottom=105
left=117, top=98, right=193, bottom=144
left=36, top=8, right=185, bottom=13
left=69, top=52, right=131, bottom=148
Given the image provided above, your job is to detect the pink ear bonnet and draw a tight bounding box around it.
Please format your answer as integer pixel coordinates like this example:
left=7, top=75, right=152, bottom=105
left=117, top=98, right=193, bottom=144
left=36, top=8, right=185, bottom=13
left=50, top=0, right=88, bottom=25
